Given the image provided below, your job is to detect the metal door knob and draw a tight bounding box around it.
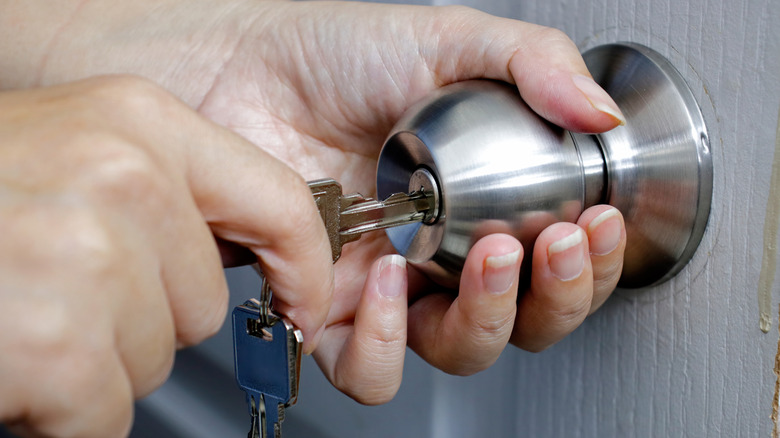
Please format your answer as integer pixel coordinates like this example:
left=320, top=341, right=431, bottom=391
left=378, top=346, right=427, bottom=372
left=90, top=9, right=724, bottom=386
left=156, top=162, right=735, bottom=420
left=376, top=43, right=712, bottom=288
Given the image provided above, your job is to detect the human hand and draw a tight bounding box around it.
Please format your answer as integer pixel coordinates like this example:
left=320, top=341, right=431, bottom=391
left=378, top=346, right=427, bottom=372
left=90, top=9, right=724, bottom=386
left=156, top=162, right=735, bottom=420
left=0, top=76, right=335, bottom=437
left=192, top=2, right=627, bottom=400
left=1, top=0, right=628, bottom=405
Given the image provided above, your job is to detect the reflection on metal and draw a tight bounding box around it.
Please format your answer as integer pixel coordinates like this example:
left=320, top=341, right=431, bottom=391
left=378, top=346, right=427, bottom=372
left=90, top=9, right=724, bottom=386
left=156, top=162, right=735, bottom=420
left=376, top=43, right=712, bottom=288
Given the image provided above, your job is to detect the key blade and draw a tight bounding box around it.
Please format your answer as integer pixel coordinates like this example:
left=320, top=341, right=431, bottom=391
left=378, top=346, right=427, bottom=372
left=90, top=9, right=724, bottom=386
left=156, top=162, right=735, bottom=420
left=339, top=190, right=434, bottom=238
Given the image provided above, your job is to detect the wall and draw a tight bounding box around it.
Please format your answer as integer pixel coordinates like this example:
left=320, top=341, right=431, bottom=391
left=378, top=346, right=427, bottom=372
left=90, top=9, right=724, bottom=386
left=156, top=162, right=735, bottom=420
left=426, top=0, right=780, bottom=436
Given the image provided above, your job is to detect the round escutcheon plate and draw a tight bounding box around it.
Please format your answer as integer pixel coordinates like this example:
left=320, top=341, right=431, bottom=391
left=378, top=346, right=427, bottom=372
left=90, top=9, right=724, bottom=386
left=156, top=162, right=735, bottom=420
left=581, top=43, right=713, bottom=288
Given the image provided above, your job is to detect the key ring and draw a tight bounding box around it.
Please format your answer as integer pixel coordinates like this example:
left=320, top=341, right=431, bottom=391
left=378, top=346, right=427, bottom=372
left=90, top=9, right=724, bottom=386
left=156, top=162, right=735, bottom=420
left=250, top=263, right=274, bottom=327
left=258, top=276, right=272, bottom=327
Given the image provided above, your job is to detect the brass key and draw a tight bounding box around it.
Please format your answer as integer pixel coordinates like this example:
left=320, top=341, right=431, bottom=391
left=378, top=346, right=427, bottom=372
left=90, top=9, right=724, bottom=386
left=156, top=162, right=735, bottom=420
left=309, top=178, right=437, bottom=262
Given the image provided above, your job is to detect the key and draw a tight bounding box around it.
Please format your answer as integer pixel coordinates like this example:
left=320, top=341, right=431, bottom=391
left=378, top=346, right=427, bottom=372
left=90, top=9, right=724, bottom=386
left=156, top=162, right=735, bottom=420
left=309, top=178, right=437, bottom=262
left=233, top=284, right=302, bottom=438
left=233, top=176, right=437, bottom=437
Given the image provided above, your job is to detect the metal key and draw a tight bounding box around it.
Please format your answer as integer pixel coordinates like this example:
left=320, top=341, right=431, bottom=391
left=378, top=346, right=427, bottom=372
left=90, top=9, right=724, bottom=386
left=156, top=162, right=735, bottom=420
left=309, top=174, right=438, bottom=262
left=233, top=279, right=302, bottom=438
left=233, top=174, right=437, bottom=437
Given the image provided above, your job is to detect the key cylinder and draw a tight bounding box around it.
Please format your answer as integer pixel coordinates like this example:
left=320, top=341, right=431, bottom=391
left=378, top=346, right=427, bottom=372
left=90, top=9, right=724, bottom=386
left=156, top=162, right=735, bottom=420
left=375, top=43, right=713, bottom=289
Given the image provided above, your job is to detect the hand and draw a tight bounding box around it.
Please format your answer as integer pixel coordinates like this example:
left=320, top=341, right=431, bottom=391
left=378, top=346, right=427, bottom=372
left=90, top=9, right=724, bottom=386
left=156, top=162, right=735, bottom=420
left=1, top=0, right=628, bottom=406
left=193, top=2, right=627, bottom=397
left=0, top=76, right=335, bottom=437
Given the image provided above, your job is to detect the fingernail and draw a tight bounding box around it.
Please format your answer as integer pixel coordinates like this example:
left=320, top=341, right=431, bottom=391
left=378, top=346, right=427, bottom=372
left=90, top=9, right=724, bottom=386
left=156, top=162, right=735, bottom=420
left=378, top=255, right=406, bottom=298
left=548, top=229, right=585, bottom=281
left=483, top=249, right=521, bottom=294
left=572, top=74, right=626, bottom=126
left=587, top=208, right=622, bottom=255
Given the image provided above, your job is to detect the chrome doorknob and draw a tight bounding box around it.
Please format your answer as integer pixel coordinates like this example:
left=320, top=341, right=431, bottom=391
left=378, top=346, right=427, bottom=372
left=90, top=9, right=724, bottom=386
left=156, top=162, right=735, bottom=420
left=376, top=43, right=712, bottom=288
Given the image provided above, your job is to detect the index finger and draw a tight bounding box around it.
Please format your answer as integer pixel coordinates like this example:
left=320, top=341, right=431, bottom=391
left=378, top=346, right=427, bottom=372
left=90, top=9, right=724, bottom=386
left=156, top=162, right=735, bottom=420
left=182, top=116, right=333, bottom=354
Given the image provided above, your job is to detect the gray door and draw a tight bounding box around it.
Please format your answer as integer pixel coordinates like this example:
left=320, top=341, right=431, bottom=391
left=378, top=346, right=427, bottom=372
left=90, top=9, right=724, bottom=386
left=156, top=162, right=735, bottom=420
left=126, top=0, right=780, bottom=436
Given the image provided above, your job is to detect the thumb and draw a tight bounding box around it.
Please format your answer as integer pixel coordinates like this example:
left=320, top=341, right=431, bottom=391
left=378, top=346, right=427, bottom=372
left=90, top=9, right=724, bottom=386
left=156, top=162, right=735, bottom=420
left=507, top=28, right=626, bottom=133
left=419, top=8, right=624, bottom=133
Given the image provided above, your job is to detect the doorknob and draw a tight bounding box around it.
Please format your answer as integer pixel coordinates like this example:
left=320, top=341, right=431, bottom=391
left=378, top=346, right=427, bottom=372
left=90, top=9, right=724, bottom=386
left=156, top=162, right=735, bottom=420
left=375, top=43, right=712, bottom=288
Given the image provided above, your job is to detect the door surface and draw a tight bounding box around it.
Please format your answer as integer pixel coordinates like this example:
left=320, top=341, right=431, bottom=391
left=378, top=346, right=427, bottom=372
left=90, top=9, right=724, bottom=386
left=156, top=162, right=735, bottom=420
left=422, top=0, right=780, bottom=436
left=120, top=0, right=780, bottom=437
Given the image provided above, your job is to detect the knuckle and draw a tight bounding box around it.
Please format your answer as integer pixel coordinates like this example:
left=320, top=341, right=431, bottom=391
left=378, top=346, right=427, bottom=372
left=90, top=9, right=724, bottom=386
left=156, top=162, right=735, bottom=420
left=83, top=75, right=179, bottom=119
left=432, top=6, right=486, bottom=37
left=439, top=4, right=481, bottom=18
left=534, top=26, right=571, bottom=45
left=58, top=212, right=118, bottom=265
left=432, top=323, right=511, bottom=376
left=53, top=213, right=124, bottom=277
left=81, top=141, right=170, bottom=205
left=56, top=351, right=111, bottom=395
left=593, top=262, right=622, bottom=293
left=519, top=26, right=579, bottom=64
left=175, top=284, right=229, bottom=347
left=199, top=294, right=229, bottom=340
left=453, top=306, right=515, bottom=361
left=55, top=355, right=134, bottom=438
left=44, top=108, right=172, bottom=209
left=467, top=311, right=516, bottom=338
left=129, top=319, right=177, bottom=397
left=16, top=304, right=84, bottom=358
left=3, top=202, right=122, bottom=276
left=547, top=294, right=592, bottom=330
left=134, top=348, right=175, bottom=398
left=363, top=327, right=407, bottom=350
left=13, top=306, right=117, bottom=394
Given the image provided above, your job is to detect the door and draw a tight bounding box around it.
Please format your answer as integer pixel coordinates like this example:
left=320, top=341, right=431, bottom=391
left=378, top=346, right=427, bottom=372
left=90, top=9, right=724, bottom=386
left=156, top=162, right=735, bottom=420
left=122, top=0, right=780, bottom=436
left=423, top=0, right=780, bottom=436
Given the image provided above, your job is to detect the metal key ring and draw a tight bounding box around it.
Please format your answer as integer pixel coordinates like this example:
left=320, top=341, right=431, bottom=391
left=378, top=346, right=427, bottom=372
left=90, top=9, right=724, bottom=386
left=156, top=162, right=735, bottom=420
left=251, top=263, right=274, bottom=327
left=258, top=276, right=272, bottom=327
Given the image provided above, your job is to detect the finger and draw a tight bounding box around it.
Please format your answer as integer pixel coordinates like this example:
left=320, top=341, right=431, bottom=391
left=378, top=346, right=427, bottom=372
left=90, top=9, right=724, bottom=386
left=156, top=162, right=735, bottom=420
left=91, top=76, right=333, bottom=353
left=577, top=205, right=626, bottom=313
left=0, top=314, right=134, bottom=438
left=507, top=30, right=626, bottom=133
left=175, top=99, right=333, bottom=353
left=419, top=7, right=625, bottom=133
left=0, top=194, right=176, bottom=401
left=111, top=254, right=176, bottom=397
left=408, top=234, right=521, bottom=375
left=155, top=188, right=229, bottom=347
left=314, top=255, right=408, bottom=405
left=92, top=141, right=229, bottom=350
left=24, top=352, right=134, bottom=438
left=510, top=223, right=594, bottom=352
left=73, top=79, right=231, bottom=351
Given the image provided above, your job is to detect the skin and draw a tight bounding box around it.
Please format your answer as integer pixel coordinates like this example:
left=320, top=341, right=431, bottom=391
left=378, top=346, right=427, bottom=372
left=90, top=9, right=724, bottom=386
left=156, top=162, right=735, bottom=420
left=0, top=1, right=627, bottom=436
